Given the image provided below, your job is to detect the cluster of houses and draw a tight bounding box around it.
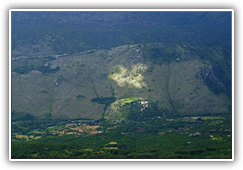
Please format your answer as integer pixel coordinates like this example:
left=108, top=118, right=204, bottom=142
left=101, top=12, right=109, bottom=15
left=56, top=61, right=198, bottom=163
left=140, top=101, right=149, bottom=112
left=189, top=132, right=201, bottom=136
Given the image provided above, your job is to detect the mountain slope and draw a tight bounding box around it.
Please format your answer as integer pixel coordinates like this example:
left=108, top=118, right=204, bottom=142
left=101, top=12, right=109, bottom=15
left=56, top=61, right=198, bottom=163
left=12, top=42, right=231, bottom=120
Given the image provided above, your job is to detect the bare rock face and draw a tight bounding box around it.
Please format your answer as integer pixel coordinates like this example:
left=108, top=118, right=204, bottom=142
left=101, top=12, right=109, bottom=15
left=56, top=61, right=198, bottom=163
left=200, top=66, right=227, bottom=94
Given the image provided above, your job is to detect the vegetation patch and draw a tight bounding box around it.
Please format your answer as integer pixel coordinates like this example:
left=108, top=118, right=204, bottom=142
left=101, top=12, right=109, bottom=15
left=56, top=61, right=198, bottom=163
left=103, top=147, right=118, bottom=150
left=209, top=135, right=224, bottom=142
left=105, top=97, right=143, bottom=120
left=57, top=123, right=101, bottom=135
left=69, top=127, right=84, bottom=132
left=90, top=97, right=117, bottom=107
left=13, top=65, right=60, bottom=75
left=34, top=136, right=42, bottom=140
left=76, top=95, right=85, bottom=100
left=82, top=149, right=93, bottom=152
left=141, top=44, right=181, bottom=65
left=16, top=135, right=29, bottom=141
left=201, top=117, right=225, bottom=121
left=107, top=142, right=117, bottom=145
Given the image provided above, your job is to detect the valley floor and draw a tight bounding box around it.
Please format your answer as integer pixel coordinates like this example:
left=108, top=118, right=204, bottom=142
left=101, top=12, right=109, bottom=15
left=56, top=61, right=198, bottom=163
left=11, top=114, right=232, bottom=159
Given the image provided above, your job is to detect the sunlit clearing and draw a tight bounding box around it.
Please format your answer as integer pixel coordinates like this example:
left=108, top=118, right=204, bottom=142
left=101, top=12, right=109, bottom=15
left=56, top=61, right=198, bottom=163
left=109, top=63, right=147, bottom=88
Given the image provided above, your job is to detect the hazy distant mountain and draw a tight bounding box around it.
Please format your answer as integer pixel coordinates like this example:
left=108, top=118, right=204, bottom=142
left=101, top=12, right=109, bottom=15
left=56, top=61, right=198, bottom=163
left=11, top=12, right=231, bottom=57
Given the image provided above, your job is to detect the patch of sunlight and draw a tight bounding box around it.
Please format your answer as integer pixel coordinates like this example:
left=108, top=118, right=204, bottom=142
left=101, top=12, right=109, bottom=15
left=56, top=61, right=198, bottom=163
left=112, top=97, right=143, bottom=109
left=109, top=63, right=147, bottom=88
